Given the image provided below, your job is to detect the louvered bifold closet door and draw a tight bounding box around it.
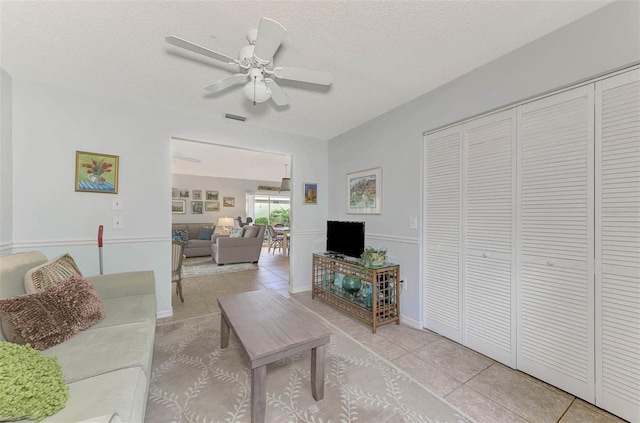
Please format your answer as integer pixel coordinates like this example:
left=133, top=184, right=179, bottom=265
left=464, top=110, right=516, bottom=366
left=424, top=126, right=462, bottom=341
left=517, top=85, right=595, bottom=401
left=595, top=69, right=640, bottom=423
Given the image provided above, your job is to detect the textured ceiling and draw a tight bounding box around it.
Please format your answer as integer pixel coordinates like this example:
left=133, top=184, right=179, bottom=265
left=0, top=1, right=612, bottom=140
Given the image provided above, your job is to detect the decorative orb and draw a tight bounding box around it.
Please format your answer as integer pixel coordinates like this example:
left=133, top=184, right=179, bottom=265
left=342, top=276, right=362, bottom=293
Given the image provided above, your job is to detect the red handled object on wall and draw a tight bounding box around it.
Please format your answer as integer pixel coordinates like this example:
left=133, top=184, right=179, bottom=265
left=98, top=225, right=104, bottom=275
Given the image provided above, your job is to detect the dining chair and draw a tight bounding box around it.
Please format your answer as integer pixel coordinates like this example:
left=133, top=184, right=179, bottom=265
left=171, top=241, right=186, bottom=303
left=267, top=225, right=284, bottom=254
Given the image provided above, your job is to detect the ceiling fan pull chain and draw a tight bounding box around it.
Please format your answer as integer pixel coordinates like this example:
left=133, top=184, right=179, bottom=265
left=253, top=76, right=257, bottom=105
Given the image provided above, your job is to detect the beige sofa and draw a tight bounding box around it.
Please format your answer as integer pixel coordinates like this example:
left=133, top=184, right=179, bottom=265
left=212, top=225, right=266, bottom=265
left=0, top=252, right=156, bottom=422
left=172, top=223, right=227, bottom=257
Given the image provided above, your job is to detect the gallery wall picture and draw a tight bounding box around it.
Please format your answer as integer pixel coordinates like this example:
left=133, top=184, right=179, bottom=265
left=75, top=151, right=119, bottom=194
left=346, top=167, right=381, bottom=214
left=206, top=190, right=219, bottom=200
left=223, top=197, right=235, bottom=207
left=205, top=201, right=220, bottom=212
left=193, top=190, right=202, bottom=200
left=172, top=188, right=179, bottom=198
left=172, top=199, right=186, bottom=214
left=179, top=189, right=190, bottom=198
left=304, top=183, right=318, bottom=205
left=192, top=201, right=203, bottom=214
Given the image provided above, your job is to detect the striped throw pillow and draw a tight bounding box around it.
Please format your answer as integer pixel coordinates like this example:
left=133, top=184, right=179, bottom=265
left=24, top=254, right=82, bottom=294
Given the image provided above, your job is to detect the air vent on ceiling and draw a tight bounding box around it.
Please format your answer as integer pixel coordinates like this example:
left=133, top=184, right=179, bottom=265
left=225, top=113, right=247, bottom=122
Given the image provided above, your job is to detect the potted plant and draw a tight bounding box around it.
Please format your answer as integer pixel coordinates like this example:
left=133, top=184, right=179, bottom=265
left=360, top=246, right=387, bottom=268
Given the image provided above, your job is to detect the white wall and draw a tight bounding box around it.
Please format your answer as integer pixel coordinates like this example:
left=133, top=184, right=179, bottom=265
left=171, top=174, right=283, bottom=225
left=0, top=70, right=12, bottom=253
left=7, top=80, right=328, bottom=317
left=327, top=1, right=640, bottom=327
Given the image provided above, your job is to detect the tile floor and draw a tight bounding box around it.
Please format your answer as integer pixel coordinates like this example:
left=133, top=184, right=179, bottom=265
left=158, top=247, right=628, bottom=423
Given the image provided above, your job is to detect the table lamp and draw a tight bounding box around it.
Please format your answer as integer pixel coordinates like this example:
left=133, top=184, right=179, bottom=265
left=217, top=217, right=235, bottom=235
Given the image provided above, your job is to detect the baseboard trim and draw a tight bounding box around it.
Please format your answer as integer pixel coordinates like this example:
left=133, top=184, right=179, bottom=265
left=290, top=285, right=311, bottom=294
left=400, top=315, right=422, bottom=330
left=157, top=309, right=173, bottom=319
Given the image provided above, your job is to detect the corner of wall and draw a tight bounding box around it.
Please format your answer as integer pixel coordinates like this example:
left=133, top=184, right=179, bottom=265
left=0, top=68, right=13, bottom=254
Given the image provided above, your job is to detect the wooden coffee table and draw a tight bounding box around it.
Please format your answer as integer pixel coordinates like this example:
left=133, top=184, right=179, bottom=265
left=217, top=289, right=331, bottom=423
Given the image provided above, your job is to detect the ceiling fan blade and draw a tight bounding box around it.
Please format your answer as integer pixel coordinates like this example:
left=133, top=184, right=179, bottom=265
left=165, top=36, right=238, bottom=65
left=265, top=79, right=289, bottom=106
left=273, top=67, right=333, bottom=85
left=252, top=18, right=286, bottom=64
left=204, top=73, right=249, bottom=93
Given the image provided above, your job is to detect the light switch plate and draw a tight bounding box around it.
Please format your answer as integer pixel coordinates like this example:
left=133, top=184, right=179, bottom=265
left=113, top=216, right=124, bottom=229
left=112, top=198, right=123, bottom=210
left=409, top=216, right=418, bottom=229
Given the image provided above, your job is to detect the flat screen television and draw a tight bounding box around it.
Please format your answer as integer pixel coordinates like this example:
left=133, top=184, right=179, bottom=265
left=326, top=221, right=365, bottom=259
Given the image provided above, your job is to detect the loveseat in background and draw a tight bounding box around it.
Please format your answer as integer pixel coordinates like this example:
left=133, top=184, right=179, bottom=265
left=0, top=252, right=156, bottom=422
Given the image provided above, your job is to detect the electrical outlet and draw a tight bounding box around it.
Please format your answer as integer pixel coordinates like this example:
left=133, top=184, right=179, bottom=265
left=409, top=216, right=418, bottom=229
left=113, top=216, right=124, bottom=229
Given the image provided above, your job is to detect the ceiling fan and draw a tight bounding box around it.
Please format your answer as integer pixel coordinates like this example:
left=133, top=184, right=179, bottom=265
left=166, top=17, right=333, bottom=106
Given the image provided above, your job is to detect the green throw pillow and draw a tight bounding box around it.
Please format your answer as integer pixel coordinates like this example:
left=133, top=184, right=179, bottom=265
left=0, top=342, right=69, bottom=422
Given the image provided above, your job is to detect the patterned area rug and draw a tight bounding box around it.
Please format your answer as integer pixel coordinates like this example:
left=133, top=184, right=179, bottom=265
left=182, top=257, right=258, bottom=278
left=146, top=310, right=473, bottom=423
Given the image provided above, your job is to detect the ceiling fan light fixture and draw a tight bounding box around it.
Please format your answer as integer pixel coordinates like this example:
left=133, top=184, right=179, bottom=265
left=243, top=69, right=271, bottom=104
left=243, top=80, right=271, bottom=103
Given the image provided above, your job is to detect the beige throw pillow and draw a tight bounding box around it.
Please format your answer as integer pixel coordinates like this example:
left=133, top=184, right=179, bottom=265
left=24, top=253, right=82, bottom=294
left=243, top=226, right=259, bottom=238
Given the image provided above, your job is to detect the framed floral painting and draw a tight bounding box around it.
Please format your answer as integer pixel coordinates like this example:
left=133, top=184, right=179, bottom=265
left=75, top=151, right=119, bottom=194
left=346, top=167, right=381, bottom=214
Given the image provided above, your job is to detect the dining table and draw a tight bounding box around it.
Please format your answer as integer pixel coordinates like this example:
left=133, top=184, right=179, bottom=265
left=273, top=226, right=290, bottom=255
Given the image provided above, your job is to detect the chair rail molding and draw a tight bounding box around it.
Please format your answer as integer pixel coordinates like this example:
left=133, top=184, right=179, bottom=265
left=12, top=236, right=168, bottom=250
left=366, top=233, right=419, bottom=245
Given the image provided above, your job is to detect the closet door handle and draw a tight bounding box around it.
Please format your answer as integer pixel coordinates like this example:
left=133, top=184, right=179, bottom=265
left=546, top=260, right=555, bottom=266
left=482, top=252, right=490, bottom=258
